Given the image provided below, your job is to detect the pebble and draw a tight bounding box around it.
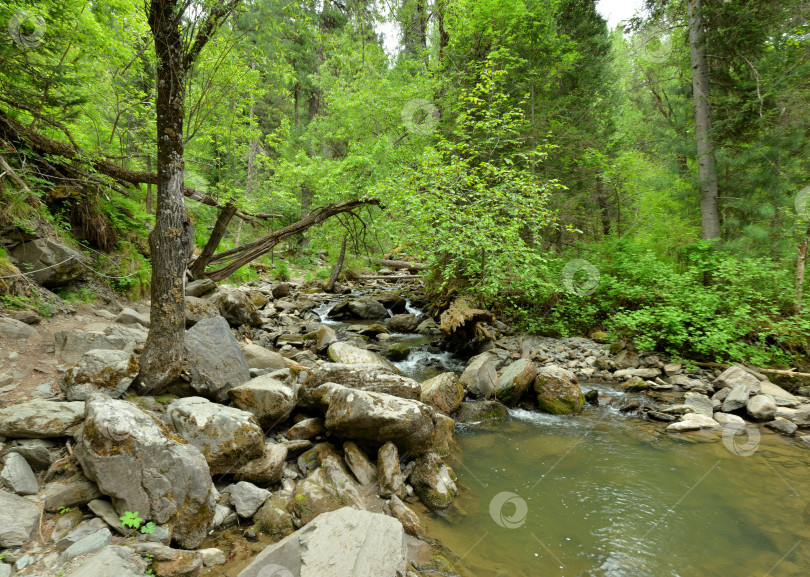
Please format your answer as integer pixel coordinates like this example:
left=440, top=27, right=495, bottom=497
left=8, top=352, right=18, bottom=361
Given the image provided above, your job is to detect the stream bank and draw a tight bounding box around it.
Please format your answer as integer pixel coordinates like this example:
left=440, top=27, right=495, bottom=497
left=0, top=274, right=809, bottom=577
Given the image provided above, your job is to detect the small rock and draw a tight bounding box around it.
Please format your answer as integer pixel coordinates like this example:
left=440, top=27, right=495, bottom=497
left=115, top=307, right=150, bottom=327
left=199, top=548, right=227, bottom=567
left=765, top=417, right=797, bottom=436
left=0, top=452, right=39, bottom=495
left=666, top=413, right=720, bottom=432
left=0, top=318, right=37, bottom=340
left=58, top=528, right=112, bottom=564
left=746, top=395, right=777, bottom=421
left=378, top=442, right=406, bottom=499
left=222, top=482, right=271, bottom=518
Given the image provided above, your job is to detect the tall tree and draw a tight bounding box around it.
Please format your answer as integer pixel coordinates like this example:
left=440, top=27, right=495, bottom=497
left=136, top=0, right=241, bottom=394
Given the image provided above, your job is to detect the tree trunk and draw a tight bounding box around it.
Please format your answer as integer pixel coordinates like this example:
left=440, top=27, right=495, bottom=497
left=688, top=0, right=721, bottom=240
left=146, top=153, right=153, bottom=215
left=299, top=183, right=313, bottom=249
left=795, top=227, right=809, bottom=314
left=136, top=0, right=191, bottom=394
left=189, top=203, right=237, bottom=278
left=326, top=234, right=348, bottom=292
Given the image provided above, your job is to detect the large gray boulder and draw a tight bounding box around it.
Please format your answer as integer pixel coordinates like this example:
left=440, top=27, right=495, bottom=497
left=420, top=372, right=464, bottom=414
left=684, top=392, right=714, bottom=418
left=0, top=452, right=38, bottom=495
left=241, top=344, right=287, bottom=370
left=409, top=452, right=457, bottom=510
left=747, top=395, right=777, bottom=421
left=216, top=290, right=261, bottom=327
left=11, top=238, right=85, bottom=287
left=459, top=351, right=503, bottom=397
left=0, top=489, right=41, bottom=547
left=228, top=375, right=298, bottom=428
left=42, top=472, right=102, bottom=512
left=65, top=546, right=145, bottom=577
left=59, top=349, right=139, bottom=401
left=184, top=316, right=251, bottom=402
left=343, top=441, right=376, bottom=486
left=493, top=359, right=537, bottom=406
left=237, top=507, right=407, bottom=577
left=73, top=395, right=215, bottom=549
left=0, top=317, right=36, bottom=340
left=233, top=441, right=288, bottom=485
left=722, top=383, right=750, bottom=413
left=386, top=314, right=420, bottom=333
left=184, top=295, right=219, bottom=327
left=300, top=363, right=419, bottom=407
left=291, top=449, right=366, bottom=525
left=0, top=400, right=85, bottom=438
left=167, top=397, right=264, bottom=475
left=454, top=401, right=509, bottom=425
left=534, top=366, right=585, bottom=415
left=348, top=297, right=389, bottom=319
left=323, top=386, right=436, bottom=455
left=714, top=366, right=762, bottom=395
left=327, top=342, right=400, bottom=372
left=54, top=330, right=132, bottom=365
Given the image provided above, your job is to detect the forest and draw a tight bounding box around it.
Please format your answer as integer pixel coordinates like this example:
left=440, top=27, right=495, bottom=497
left=1, top=0, right=809, bottom=372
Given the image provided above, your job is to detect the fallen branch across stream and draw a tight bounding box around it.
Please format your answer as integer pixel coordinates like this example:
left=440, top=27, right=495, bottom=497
left=692, top=361, right=810, bottom=379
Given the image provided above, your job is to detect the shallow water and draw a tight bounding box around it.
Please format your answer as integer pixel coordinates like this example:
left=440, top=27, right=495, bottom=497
left=424, top=398, right=810, bottom=577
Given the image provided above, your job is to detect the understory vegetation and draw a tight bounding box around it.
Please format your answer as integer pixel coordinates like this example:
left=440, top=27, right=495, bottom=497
left=0, top=0, right=808, bottom=367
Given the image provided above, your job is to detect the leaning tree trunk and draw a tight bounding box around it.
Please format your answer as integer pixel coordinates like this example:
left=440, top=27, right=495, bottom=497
left=688, top=0, right=721, bottom=240
left=136, top=0, right=192, bottom=394
left=189, top=202, right=237, bottom=278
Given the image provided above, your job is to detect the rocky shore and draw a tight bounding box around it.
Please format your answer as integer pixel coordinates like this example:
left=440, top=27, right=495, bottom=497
left=0, top=277, right=808, bottom=577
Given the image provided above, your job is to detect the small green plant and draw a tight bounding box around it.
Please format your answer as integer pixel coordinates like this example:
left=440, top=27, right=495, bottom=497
left=274, top=260, right=290, bottom=281
left=58, top=506, right=72, bottom=515
left=121, top=510, right=156, bottom=534
left=141, top=521, right=157, bottom=535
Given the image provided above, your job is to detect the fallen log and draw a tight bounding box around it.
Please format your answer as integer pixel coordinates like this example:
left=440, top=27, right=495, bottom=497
left=357, top=275, right=424, bottom=281
left=692, top=361, right=810, bottom=379
left=439, top=297, right=496, bottom=353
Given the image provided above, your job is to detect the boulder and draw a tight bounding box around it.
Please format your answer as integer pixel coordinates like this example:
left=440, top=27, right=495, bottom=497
left=343, top=441, right=376, bottom=486
left=665, top=413, right=720, bottom=432
left=327, top=342, right=400, bottom=372
left=10, top=309, right=40, bottom=324
left=222, top=482, right=271, bottom=518
left=10, top=438, right=57, bottom=470
left=459, top=351, right=503, bottom=397
left=290, top=453, right=366, bottom=526
left=115, top=307, right=150, bottom=327
left=713, top=412, right=746, bottom=430
left=721, top=383, right=750, bottom=413
left=747, top=395, right=777, bottom=421
left=285, top=418, right=324, bottom=441
left=684, top=392, right=714, bottom=418
left=217, top=290, right=261, bottom=327
left=0, top=489, right=41, bottom=547
left=759, top=381, right=800, bottom=407
left=793, top=405, right=810, bottom=427
left=386, top=314, right=420, bottom=333
left=388, top=495, right=427, bottom=540
left=429, top=413, right=456, bottom=457
left=185, top=278, right=216, bottom=298
left=167, top=397, right=264, bottom=475
left=765, top=417, right=797, bottom=436
left=59, top=349, right=139, bottom=401
left=0, top=452, right=38, bottom=495
left=311, top=325, right=337, bottom=352
left=233, top=441, right=288, bottom=485
left=348, top=297, right=389, bottom=319
left=301, top=363, right=419, bottom=406
left=254, top=490, right=294, bottom=536
left=73, top=395, right=215, bottom=549
left=493, top=359, right=537, bottom=406
left=714, top=366, right=762, bottom=395
left=242, top=344, right=287, bottom=370
left=11, top=238, right=85, bottom=286
left=420, top=372, right=464, bottom=414
left=323, top=386, right=436, bottom=456
left=54, top=330, right=132, bottom=365
left=236, top=507, right=407, bottom=577
left=65, top=546, right=145, bottom=577
left=184, top=316, right=251, bottom=402
left=613, top=350, right=639, bottom=369
left=228, top=375, right=298, bottom=428
left=613, top=368, right=660, bottom=379
left=59, top=527, right=112, bottom=564
left=184, top=296, right=219, bottom=327
left=377, top=442, right=406, bottom=499
left=0, top=317, right=36, bottom=340
left=42, top=472, right=102, bottom=512
left=409, top=452, right=457, bottom=510
left=271, top=282, right=290, bottom=299
left=534, top=366, right=585, bottom=415
left=454, top=401, right=508, bottom=425
left=130, top=544, right=202, bottom=577
left=0, top=400, right=85, bottom=438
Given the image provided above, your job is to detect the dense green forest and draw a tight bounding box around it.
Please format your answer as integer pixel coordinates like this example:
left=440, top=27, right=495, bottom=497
left=1, top=0, right=809, bottom=368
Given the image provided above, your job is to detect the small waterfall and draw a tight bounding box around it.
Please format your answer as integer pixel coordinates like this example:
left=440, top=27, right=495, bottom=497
left=405, top=299, right=421, bottom=315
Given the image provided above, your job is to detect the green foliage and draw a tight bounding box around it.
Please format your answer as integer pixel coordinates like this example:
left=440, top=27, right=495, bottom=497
left=120, top=511, right=144, bottom=531
left=273, top=260, right=290, bottom=281
left=57, top=506, right=72, bottom=515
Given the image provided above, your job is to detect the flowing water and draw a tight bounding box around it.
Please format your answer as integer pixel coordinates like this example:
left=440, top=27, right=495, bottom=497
left=424, top=397, right=810, bottom=577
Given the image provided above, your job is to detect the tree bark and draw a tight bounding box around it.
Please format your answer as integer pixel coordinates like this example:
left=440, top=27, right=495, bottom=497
left=146, top=153, right=153, bottom=215
left=189, top=203, right=237, bottom=278
left=136, top=0, right=193, bottom=394
left=795, top=227, right=809, bottom=314
left=688, top=0, right=721, bottom=240
left=325, top=234, right=348, bottom=292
